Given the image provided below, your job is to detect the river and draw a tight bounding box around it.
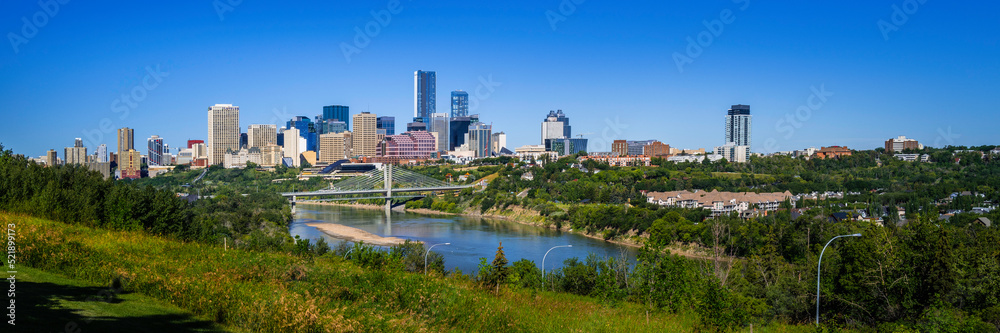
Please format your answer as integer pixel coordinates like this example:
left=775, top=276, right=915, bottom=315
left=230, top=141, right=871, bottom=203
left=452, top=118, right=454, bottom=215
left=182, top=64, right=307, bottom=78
left=289, top=204, right=638, bottom=274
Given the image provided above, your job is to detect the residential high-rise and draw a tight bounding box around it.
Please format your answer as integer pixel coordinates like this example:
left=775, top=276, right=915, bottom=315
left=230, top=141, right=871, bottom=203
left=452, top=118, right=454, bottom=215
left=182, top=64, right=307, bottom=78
left=207, top=104, right=240, bottom=165
left=147, top=135, right=165, bottom=165
left=96, top=144, right=108, bottom=163
left=491, top=132, right=507, bottom=154
left=725, top=104, right=751, bottom=159
left=45, top=149, right=58, bottom=167
left=117, top=127, right=134, bottom=162
left=643, top=141, right=671, bottom=157
left=451, top=90, right=469, bottom=118
left=322, top=105, right=350, bottom=129
left=468, top=123, right=493, bottom=157
left=414, top=70, right=436, bottom=123
left=541, top=110, right=571, bottom=147
left=319, top=132, right=353, bottom=163
left=377, top=116, right=395, bottom=136
left=612, top=140, right=628, bottom=156
left=449, top=116, right=472, bottom=150
left=64, top=138, right=88, bottom=165
left=429, top=113, right=450, bottom=152
left=248, top=124, right=278, bottom=148
left=352, top=112, right=377, bottom=157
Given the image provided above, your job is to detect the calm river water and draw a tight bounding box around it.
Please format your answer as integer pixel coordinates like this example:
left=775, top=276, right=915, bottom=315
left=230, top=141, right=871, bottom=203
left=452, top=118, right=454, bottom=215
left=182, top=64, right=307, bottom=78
left=288, top=204, right=637, bottom=274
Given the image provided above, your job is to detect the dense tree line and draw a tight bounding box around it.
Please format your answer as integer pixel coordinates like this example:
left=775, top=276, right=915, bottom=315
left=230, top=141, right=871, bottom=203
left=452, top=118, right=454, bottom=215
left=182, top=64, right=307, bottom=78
left=0, top=144, right=293, bottom=250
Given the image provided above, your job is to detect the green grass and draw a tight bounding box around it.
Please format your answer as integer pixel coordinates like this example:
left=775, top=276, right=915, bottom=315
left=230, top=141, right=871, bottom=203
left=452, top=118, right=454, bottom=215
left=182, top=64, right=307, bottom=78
left=11, top=266, right=234, bottom=332
left=7, top=212, right=815, bottom=332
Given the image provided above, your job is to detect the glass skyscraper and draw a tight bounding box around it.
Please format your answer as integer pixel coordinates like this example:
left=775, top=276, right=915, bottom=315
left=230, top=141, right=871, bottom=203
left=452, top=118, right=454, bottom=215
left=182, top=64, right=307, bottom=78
left=377, top=116, right=395, bottom=136
left=287, top=116, right=318, bottom=152
left=429, top=113, right=449, bottom=152
left=451, top=90, right=468, bottom=118
left=725, top=104, right=751, bottom=159
left=449, top=116, right=472, bottom=150
left=322, top=105, right=350, bottom=129
left=414, top=70, right=436, bottom=124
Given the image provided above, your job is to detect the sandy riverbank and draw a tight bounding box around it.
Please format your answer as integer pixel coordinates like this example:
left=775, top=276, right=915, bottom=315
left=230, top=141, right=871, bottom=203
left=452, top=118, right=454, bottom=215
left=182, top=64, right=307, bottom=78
left=305, top=222, right=413, bottom=246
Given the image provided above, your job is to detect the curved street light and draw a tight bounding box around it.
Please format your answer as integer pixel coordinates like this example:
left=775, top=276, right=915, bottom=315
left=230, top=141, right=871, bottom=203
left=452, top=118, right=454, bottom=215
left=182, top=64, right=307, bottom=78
left=816, top=233, right=862, bottom=326
left=542, top=245, right=573, bottom=290
left=425, top=242, right=450, bottom=275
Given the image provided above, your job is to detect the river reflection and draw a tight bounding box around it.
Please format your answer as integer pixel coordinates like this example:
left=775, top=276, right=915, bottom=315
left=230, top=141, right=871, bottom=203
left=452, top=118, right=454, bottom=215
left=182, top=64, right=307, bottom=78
left=289, top=204, right=637, bottom=274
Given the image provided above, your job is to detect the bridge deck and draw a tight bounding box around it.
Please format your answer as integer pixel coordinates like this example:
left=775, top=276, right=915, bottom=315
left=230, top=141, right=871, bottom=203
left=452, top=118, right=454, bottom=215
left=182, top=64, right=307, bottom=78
left=281, top=185, right=473, bottom=197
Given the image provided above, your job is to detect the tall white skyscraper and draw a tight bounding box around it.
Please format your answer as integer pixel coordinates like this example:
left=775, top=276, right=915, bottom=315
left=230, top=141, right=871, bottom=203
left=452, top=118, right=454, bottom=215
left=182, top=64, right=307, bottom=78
left=491, top=131, right=507, bottom=154
left=208, top=104, right=240, bottom=165
left=96, top=144, right=108, bottom=163
left=725, top=104, right=751, bottom=159
left=282, top=127, right=302, bottom=167
left=248, top=124, right=278, bottom=148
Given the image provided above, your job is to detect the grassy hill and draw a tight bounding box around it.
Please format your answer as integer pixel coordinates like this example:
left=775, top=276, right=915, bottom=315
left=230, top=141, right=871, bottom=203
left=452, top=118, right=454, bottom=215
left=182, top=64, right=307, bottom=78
left=7, top=212, right=812, bottom=332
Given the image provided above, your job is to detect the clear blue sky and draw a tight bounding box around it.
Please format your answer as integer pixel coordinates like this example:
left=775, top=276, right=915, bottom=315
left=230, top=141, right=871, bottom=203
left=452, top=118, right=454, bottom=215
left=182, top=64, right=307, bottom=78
left=1, top=0, right=997, bottom=157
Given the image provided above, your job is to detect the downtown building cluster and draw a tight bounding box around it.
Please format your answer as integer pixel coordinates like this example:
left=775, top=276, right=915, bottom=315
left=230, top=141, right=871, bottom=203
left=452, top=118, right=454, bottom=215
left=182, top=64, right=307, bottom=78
left=31, top=70, right=517, bottom=179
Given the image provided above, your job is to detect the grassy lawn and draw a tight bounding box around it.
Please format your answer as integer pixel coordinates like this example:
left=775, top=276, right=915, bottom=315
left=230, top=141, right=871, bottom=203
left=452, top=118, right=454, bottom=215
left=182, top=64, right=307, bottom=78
left=11, top=266, right=234, bottom=332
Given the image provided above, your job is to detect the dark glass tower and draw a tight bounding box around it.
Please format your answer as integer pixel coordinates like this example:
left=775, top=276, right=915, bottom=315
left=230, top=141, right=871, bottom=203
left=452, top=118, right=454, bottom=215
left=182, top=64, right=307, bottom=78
left=414, top=70, right=436, bottom=124
left=377, top=116, right=395, bottom=136
left=725, top=104, right=752, bottom=159
left=451, top=90, right=468, bottom=118
left=322, top=105, right=350, bottom=129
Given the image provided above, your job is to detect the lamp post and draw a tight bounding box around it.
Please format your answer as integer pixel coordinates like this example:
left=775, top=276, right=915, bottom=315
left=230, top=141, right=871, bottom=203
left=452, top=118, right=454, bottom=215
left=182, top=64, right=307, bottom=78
left=425, top=243, right=450, bottom=275
left=542, top=245, right=572, bottom=290
left=816, top=233, right=862, bottom=326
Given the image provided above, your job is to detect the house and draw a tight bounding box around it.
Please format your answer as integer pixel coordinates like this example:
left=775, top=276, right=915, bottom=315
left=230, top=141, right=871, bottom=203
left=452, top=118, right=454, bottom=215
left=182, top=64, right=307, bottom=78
left=521, top=172, right=534, bottom=181
left=976, top=217, right=992, bottom=227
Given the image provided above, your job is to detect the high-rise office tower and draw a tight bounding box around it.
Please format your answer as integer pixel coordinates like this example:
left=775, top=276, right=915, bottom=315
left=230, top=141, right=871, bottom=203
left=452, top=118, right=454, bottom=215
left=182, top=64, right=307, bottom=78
left=451, top=90, right=468, bottom=118
left=207, top=104, right=240, bottom=165
left=121, top=149, right=142, bottom=179
left=248, top=124, right=278, bottom=148
left=448, top=116, right=472, bottom=150
left=117, top=127, right=134, bottom=162
left=281, top=127, right=302, bottom=167
left=541, top=110, right=571, bottom=148
left=377, top=116, right=395, bottom=136
left=414, top=70, right=436, bottom=123
left=468, top=123, right=492, bottom=157
left=429, top=113, right=450, bottom=152
left=322, top=105, right=350, bottom=129
left=352, top=112, right=377, bottom=157
left=147, top=135, right=165, bottom=165
left=319, top=132, right=353, bottom=163
left=725, top=104, right=751, bottom=151
left=96, top=144, right=108, bottom=163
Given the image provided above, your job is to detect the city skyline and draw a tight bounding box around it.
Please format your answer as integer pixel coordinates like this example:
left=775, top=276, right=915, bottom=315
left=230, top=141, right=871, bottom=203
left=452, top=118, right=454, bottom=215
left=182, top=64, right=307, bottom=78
left=2, top=1, right=998, bottom=157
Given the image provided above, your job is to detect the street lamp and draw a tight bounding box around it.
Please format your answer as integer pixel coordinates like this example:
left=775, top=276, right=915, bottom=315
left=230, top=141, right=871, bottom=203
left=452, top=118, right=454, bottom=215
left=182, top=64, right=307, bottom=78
left=425, top=242, right=450, bottom=275
left=542, top=245, right=572, bottom=290
left=816, top=233, right=862, bottom=326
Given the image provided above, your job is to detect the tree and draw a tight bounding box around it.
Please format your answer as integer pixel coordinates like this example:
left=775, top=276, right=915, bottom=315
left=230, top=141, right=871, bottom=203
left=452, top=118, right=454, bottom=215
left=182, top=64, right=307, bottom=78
left=486, top=242, right=509, bottom=292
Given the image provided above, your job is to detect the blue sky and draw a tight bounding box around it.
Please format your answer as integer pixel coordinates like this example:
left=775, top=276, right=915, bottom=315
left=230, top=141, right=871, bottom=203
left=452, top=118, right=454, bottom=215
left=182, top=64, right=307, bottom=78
left=1, top=0, right=997, bottom=157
